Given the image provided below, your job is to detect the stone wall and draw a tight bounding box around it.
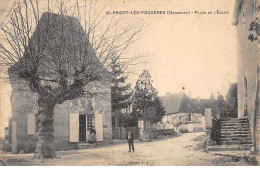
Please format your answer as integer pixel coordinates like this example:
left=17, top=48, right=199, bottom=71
left=159, top=113, right=205, bottom=132
left=8, top=71, right=112, bottom=152
left=236, top=0, right=260, bottom=152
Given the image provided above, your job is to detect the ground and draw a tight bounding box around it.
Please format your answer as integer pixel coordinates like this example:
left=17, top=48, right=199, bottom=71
left=0, top=132, right=256, bottom=166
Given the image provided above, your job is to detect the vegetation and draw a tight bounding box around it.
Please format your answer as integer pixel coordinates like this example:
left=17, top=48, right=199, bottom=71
left=131, top=70, right=165, bottom=126
left=0, top=0, right=144, bottom=159
left=110, top=57, right=132, bottom=128
left=207, top=83, right=238, bottom=118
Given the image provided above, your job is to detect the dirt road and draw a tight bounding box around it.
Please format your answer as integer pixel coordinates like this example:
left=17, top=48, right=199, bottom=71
left=0, top=132, right=252, bottom=166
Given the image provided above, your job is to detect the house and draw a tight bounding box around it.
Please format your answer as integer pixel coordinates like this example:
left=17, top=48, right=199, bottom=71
left=7, top=12, right=112, bottom=153
left=232, top=0, right=260, bottom=152
left=159, top=92, right=205, bottom=133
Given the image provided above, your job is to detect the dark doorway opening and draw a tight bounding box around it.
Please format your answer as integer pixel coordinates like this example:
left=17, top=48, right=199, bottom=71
left=79, top=115, right=86, bottom=142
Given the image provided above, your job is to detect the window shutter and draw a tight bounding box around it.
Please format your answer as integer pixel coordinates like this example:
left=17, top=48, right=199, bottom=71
left=95, top=113, right=103, bottom=141
left=85, top=115, right=90, bottom=141
left=27, top=113, right=35, bottom=135
left=69, top=113, right=79, bottom=142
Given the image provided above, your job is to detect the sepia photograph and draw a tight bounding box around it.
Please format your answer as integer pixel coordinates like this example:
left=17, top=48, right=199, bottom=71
left=0, top=0, right=259, bottom=166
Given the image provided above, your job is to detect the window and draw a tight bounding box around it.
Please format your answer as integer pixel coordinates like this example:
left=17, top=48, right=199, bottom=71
left=86, top=97, right=93, bottom=111
left=188, top=114, right=192, bottom=122
left=87, top=114, right=93, bottom=131
left=242, top=10, right=245, bottom=24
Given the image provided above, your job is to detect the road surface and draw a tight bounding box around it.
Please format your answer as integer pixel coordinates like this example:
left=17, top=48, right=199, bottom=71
left=0, top=132, right=252, bottom=166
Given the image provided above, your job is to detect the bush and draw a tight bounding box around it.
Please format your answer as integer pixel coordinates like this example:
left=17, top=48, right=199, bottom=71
left=0, top=140, right=11, bottom=152
left=152, top=129, right=175, bottom=139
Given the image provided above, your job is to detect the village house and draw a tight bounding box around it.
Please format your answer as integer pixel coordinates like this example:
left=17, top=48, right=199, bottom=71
left=232, top=0, right=260, bottom=152
left=158, top=92, right=205, bottom=133
left=7, top=12, right=112, bottom=153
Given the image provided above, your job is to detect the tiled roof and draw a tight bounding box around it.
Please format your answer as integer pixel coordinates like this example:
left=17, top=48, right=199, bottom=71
left=9, top=12, right=111, bottom=77
left=160, top=92, right=204, bottom=115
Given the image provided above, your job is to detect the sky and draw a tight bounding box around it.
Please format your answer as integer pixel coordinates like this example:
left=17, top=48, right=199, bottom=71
left=115, top=0, right=237, bottom=98
left=0, top=0, right=237, bottom=136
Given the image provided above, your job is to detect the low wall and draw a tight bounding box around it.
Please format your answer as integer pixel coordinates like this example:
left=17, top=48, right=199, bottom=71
left=178, top=123, right=204, bottom=133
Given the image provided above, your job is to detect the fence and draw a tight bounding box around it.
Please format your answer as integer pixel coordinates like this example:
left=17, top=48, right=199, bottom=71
left=112, top=126, right=140, bottom=140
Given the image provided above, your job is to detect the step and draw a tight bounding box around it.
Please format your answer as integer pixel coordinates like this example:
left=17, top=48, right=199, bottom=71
left=207, top=144, right=253, bottom=151
left=220, top=123, right=248, bottom=126
left=218, top=118, right=248, bottom=122
left=220, top=128, right=250, bottom=132
left=208, top=150, right=251, bottom=157
left=221, top=133, right=251, bottom=138
left=220, top=137, right=251, bottom=141
left=221, top=125, right=249, bottom=129
left=220, top=131, right=251, bottom=134
left=77, top=143, right=96, bottom=149
left=220, top=129, right=250, bottom=132
left=220, top=121, right=248, bottom=124
left=220, top=139, right=252, bottom=145
left=220, top=119, right=248, bottom=122
left=221, top=123, right=250, bottom=127
left=219, top=136, right=252, bottom=145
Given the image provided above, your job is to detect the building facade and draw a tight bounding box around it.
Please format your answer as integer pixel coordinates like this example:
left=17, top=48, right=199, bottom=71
left=7, top=12, right=112, bottom=153
left=8, top=77, right=112, bottom=153
left=159, top=92, right=205, bottom=133
left=233, top=0, right=260, bottom=152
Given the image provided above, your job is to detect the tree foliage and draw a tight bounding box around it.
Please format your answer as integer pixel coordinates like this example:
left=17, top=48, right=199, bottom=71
left=111, top=58, right=132, bottom=114
left=146, top=97, right=165, bottom=123
left=208, top=84, right=238, bottom=119
left=132, top=70, right=165, bottom=125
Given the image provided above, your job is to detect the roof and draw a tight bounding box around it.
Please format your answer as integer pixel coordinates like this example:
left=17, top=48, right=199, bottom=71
left=160, top=92, right=203, bottom=115
left=9, top=12, right=111, bottom=78
left=191, top=98, right=211, bottom=115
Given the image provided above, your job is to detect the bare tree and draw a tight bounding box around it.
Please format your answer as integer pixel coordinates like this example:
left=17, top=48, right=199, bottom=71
left=0, top=0, right=145, bottom=159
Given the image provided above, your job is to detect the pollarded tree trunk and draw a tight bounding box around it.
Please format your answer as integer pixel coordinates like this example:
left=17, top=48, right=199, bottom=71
left=34, top=98, right=56, bottom=159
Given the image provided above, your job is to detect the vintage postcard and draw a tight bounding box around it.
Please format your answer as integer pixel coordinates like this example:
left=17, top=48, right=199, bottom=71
left=0, top=0, right=259, bottom=166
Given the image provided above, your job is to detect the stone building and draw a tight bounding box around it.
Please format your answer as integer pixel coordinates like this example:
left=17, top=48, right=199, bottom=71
left=232, top=0, right=260, bottom=152
left=7, top=12, right=112, bottom=153
left=159, top=92, right=205, bottom=132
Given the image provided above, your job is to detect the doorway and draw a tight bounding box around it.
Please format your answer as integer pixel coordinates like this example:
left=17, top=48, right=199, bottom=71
left=79, top=115, right=86, bottom=141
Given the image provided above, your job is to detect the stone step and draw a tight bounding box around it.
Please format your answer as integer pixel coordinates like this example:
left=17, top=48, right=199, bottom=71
left=220, top=121, right=248, bottom=124
left=220, top=128, right=250, bottom=132
left=220, top=128, right=250, bottom=133
left=220, top=131, right=251, bottom=134
left=221, top=133, right=251, bottom=138
left=218, top=118, right=248, bottom=122
left=220, top=140, right=252, bottom=145
left=77, top=142, right=96, bottom=149
left=207, top=144, right=252, bottom=151
left=221, top=125, right=249, bottom=129
left=220, top=137, right=251, bottom=141
left=220, top=123, right=250, bottom=127
left=218, top=119, right=248, bottom=122
left=208, top=150, right=251, bottom=157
